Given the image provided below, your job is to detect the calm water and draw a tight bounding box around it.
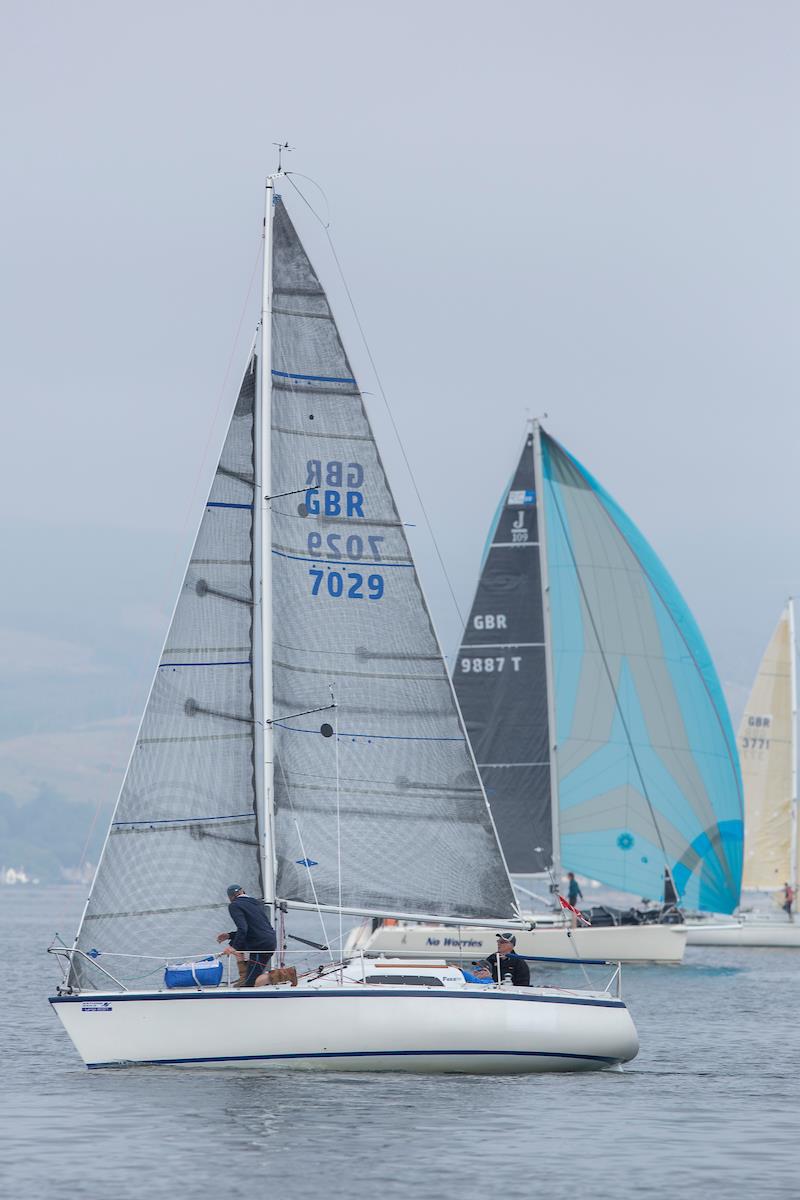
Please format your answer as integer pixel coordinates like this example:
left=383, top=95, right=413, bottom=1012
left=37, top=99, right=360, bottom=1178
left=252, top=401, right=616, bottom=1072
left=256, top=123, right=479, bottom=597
left=1, top=887, right=797, bottom=1199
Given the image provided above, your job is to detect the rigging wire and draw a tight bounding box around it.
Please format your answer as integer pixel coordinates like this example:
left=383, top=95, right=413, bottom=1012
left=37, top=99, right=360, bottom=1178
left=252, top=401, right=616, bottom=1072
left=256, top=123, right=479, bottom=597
left=276, top=754, right=334, bottom=964
left=284, top=171, right=465, bottom=629
left=332, top=685, right=344, bottom=977
left=540, top=860, right=595, bottom=989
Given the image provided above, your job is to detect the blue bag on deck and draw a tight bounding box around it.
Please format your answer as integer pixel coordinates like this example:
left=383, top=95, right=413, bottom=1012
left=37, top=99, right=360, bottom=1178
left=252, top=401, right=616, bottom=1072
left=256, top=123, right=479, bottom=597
left=164, top=956, right=224, bottom=989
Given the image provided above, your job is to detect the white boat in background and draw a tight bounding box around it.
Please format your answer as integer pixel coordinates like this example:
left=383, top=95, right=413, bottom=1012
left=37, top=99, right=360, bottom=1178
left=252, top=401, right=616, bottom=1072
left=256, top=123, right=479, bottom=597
left=1, top=866, right=35, bottom=886
left=49, top=166, right=638, bottom=1074
left=685, top=915, right=800, bottom=948
left=347, top=913, right=687, bottom=964
left=686, top=601, right=799, bottom=948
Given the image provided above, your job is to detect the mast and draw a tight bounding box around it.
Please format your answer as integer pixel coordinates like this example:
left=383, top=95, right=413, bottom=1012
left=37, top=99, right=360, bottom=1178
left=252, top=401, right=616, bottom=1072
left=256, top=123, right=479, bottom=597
left=255, top=174, right=277, bottom=911
left=790, top=597, right=798, bottom=895
left=532, top=419, right=561, bottom=902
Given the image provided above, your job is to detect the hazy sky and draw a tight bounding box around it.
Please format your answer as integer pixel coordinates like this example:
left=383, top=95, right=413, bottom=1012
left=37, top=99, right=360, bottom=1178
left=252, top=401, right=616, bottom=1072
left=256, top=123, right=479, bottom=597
left=1, top=1, right=797, bottom=822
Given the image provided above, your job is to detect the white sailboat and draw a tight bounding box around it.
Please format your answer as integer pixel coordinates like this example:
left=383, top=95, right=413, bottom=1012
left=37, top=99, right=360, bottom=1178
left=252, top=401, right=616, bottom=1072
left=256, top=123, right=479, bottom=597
left=49, top=170, right=638, bottom=1072
left=354, top=424, right=745, bottom=964
left=687, top=600, right=800, bottom=947
left=347, top=909, right=688, bottom=964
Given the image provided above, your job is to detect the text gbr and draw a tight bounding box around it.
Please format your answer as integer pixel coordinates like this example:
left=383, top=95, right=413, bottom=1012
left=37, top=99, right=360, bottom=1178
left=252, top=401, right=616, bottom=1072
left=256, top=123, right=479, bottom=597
left=460, top=612, right=522, bottom=674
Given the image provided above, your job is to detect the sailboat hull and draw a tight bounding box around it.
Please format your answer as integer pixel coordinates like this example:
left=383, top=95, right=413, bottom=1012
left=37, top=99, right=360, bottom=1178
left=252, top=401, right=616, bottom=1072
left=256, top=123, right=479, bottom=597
left=685, top=920, right=800, bottom=948
left=346, top=921, right=687, bottom=964
left=50, top=985, right=638, bottom=1074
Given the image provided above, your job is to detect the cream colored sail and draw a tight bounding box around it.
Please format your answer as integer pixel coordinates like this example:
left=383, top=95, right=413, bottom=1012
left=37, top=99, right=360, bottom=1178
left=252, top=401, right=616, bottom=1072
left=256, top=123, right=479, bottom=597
left=740, top=604, right=796, bottom=891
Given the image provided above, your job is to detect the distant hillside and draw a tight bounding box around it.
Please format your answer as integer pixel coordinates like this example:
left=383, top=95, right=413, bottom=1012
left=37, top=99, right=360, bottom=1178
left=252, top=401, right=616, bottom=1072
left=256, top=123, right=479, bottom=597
left=0, top=791, right=111, bottom=884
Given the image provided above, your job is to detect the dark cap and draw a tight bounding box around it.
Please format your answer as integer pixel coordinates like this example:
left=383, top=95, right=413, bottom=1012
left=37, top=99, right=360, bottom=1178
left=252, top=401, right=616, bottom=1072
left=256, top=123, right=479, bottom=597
left=497, top=932, right=516, bottom=946
left=226, top=884, right=244, bottom=899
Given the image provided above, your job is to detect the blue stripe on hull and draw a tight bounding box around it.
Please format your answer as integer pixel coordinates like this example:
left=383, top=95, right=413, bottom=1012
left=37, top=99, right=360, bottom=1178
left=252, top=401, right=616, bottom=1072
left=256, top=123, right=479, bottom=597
left=50, top=989, right=625, bottom=1009
left=86, top=1048, right=618, bottom=1069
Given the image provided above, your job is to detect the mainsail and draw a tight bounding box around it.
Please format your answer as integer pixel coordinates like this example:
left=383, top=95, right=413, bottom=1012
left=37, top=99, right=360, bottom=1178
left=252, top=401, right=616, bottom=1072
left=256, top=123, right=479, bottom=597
left=70, top=187, right=517, bottom=987
left=740, top=603, right=797, bottom=892
left=540, top=429, right=743, bottom=914
left=72, top=362, right=262, bottom=987
left=453, top=430, right=552, bottom=874
left=269, top=199, right=515, bottom=919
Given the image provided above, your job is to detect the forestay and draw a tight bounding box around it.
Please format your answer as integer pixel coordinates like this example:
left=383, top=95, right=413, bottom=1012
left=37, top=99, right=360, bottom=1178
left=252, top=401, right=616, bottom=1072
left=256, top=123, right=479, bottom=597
left=71, top=363, right=262, bottom=988
left=740, top=605, right=796, bottom=891
left=453, top=430, right=552, bottom=874
left=540, top=431, right=743, bottom=913
left=269, top=198, right=516, bottom=919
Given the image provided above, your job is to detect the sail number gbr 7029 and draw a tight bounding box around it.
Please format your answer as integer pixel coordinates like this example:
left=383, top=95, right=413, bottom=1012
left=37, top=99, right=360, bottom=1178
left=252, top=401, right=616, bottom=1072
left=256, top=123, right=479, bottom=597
left=304, top=459, right=385, bottom=601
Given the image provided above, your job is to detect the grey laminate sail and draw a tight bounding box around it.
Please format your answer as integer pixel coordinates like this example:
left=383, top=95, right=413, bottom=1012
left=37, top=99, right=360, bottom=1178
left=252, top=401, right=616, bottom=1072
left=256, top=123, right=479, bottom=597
left=71, top=362, right=261, bottom=988
left=453, top=431, right=552, bottom=874
left=269, top=199, right=516, bottom=919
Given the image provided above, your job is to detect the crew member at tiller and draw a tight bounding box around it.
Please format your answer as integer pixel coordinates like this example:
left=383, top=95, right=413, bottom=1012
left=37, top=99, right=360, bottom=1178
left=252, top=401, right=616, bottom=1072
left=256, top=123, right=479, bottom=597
left=486, top=933, right=530, bottom=987
left=217, top=885, right=277, bottom=987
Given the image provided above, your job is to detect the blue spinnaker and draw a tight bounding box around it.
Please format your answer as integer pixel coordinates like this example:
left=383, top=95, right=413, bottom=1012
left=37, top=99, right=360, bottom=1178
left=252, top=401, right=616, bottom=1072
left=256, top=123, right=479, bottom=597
left=541, top=432, right=743, bottom=913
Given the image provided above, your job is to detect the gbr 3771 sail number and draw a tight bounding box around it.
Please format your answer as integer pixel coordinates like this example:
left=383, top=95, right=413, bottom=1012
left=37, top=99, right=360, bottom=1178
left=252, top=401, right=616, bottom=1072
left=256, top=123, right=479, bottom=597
left=304, top=459, right=385, bottom=601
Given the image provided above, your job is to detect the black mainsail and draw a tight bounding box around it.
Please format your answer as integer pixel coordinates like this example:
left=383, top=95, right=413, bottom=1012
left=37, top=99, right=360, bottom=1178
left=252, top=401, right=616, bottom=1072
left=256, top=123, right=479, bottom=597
left=453, top=429, right=552, bottom=874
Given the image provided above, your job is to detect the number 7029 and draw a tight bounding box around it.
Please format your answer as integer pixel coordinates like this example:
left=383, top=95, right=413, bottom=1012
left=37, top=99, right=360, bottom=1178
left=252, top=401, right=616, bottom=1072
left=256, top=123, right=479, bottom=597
left=308, top=568, right=384, bottom=600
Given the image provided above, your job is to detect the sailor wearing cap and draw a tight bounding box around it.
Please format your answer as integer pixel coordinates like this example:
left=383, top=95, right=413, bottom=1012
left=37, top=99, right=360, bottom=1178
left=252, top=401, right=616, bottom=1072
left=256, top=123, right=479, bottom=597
left=216, top=884, right=277, bottom=987
left=486, top=932, right=530, bottom=987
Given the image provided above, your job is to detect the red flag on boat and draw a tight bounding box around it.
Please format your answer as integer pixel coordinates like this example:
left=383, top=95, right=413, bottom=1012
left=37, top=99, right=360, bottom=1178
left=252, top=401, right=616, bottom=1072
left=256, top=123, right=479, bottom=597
left=558, top=895, right=591, bottom=926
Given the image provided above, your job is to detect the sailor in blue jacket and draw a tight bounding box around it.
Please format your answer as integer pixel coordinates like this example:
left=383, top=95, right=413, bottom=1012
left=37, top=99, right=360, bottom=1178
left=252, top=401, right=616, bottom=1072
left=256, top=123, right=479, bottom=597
left=217, top=884, right=277, bottom=987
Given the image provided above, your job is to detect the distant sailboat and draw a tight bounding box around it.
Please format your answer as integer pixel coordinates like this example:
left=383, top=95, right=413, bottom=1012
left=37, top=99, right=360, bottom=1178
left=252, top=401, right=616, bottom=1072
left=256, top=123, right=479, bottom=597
left=687, top=601, right=800, bottom=947
left=48, top=173, right=638, bottom=1072
left=355, top=423, right=743, bottom=963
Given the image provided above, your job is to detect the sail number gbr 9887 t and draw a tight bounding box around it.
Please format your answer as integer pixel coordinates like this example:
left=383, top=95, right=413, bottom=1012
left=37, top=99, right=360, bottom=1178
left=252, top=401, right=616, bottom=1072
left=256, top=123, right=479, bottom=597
left=304, top=459, right=385, bottom=601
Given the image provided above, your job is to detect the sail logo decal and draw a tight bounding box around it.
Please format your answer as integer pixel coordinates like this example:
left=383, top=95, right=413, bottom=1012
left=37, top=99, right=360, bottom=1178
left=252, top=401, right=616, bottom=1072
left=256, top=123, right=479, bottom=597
left=81, top=1002, right=113, bottom=1013
left=507, top=489, right=535, bottom=507
left=511, top=511, right=529, bottom=543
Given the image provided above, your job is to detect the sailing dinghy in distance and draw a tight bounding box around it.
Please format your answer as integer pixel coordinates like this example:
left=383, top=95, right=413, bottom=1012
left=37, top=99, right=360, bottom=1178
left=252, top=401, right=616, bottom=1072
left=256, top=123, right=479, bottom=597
left=48, top=172, right=638, bottom=1073
left=353, top=423, right=744, bottom=964
left=687, top=601, right=800, bottom=947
